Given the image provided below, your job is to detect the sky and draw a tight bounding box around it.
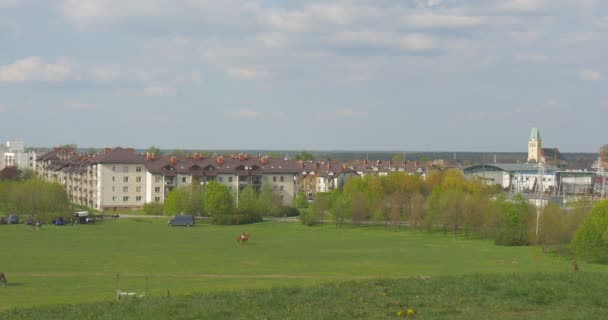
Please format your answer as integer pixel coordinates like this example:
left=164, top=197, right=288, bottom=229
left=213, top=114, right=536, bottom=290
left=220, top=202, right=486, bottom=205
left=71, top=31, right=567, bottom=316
left=0, top=0, right=606, bottom=152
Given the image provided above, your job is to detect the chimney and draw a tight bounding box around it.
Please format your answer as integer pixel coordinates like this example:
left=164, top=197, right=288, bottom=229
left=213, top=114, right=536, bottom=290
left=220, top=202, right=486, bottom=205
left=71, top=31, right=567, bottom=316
left=217, top=156, right=225, bottom=166
left=299, top=160, right=304, bottom=169
left=260, top=157, right=268, bottom=165
left=170, top=156, right=178, bottom=165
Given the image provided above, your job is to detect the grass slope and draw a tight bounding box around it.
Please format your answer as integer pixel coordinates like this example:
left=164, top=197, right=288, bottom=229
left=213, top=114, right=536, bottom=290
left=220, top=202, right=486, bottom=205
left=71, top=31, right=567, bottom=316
left=1, top=218, right=606, bottom=311
left=3, top=272, right=607, bottom=319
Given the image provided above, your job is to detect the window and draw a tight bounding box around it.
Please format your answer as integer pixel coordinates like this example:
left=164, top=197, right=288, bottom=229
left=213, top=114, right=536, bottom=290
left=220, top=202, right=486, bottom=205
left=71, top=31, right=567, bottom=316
left=273, top=176, right=277, bottom=182
left=182, top=177, right=187, bottom=183
left=280, top=176, right=284, bottom=182
left=112, top=176, right=115, bottom=181
left=123, top=166, right=129, bottom=173
left=123, top=196, right=129, bottom=202
left=136, top=186, right=142, bottom=192
left=155, top=197, right=160, bottom=202
left=112, top=186, right=115, bottom=192
left=136, top=177, right=142, bottom=182
left=219, top=177, right=223, bottom=182
left=123, top=177, right=129, bottom=183
left=112, top=196, right=116, bottom=201
left=136, top=167, right=142, bottom=172
left=228, top=177, right=233, bottom=182
left=136, top=196, right=142, bottom=202
left=155, top=176, right=162, bottom=183
left=279, top=186, right=284, bottom=191
left=155, top=187, right=161, bottom=193
left=112, top=166, right=116, bottom=172
left=123, top=186, right=129, bottom=192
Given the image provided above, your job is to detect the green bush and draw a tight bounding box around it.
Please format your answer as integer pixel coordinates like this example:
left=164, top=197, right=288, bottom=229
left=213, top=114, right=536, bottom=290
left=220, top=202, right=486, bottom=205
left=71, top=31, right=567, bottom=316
left=211, top=209, right=262, bottom=225
left=143, top=202, right=164, bottom=215
left=268, top=205, right=300, bottom=217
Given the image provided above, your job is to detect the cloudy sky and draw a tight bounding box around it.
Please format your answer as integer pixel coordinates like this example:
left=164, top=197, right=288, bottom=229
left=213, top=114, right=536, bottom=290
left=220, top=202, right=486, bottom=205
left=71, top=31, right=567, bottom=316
left=0, top=0, right=606, bottom=152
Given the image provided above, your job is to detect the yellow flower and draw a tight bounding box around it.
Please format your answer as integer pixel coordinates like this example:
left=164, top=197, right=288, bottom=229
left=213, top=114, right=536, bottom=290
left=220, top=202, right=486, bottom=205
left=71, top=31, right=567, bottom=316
left=396, top=310, right=404, bottom=317
left=407, top=309, right=415, bottom=315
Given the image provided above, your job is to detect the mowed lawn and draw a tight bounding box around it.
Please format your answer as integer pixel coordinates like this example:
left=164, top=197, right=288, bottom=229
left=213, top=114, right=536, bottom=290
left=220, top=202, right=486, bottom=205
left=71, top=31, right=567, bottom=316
left=1, top=218, right=605, bottom=310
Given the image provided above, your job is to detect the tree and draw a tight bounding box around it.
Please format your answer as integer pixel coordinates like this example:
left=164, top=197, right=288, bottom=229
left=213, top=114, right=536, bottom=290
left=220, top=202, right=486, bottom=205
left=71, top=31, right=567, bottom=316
left=301, top=193, right=328, bottom=226
left=266, top=151, right=282, bottom=159
left=391, top=153, right=405, bottom=164
left=238, top=186, right=259, bottom=213
left=164, top=184, right=204, bottom=215
left=295, top=192, right=309, bottom=209
left=329, top=191, right=350, bottom=227
left=258, top=184, right=282, bottom=215
left=203, top=181, right=234, bottom=216
left=494, top=194, right=530, bottom=246
left=572, top=200, right=608, bottom=263
left=147, top=145, right=162, bottom=155
left=293, top=151, right=314, bottom=161
left=0, top=166, right=22, bottom=180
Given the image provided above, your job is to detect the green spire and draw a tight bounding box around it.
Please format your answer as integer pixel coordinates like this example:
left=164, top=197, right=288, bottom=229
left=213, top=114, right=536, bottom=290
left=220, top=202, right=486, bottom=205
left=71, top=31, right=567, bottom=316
left=529, top=127, right=541, bottom=140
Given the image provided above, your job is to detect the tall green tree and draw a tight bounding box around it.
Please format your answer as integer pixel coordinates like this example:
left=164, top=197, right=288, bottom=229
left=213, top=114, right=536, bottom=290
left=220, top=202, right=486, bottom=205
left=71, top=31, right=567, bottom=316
left=572, top=200, right=608, bottom=263
left=203, top=181, right=234, bottom=216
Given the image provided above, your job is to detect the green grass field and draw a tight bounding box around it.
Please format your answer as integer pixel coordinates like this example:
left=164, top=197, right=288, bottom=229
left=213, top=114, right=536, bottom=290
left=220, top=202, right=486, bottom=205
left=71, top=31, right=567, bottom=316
left=1, top=218, right=607, bottom=316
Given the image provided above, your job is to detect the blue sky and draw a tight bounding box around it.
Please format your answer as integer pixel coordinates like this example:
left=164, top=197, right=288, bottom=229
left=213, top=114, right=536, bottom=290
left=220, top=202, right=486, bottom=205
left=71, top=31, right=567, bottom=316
left=0, top=0, right=606, bottom=152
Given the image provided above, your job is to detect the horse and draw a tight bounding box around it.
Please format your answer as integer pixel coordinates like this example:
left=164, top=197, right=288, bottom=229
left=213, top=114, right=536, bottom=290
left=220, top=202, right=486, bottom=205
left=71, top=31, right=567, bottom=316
left=0, top=272, right=7, bottom=287
left=236, top=232, right=250, bottom=244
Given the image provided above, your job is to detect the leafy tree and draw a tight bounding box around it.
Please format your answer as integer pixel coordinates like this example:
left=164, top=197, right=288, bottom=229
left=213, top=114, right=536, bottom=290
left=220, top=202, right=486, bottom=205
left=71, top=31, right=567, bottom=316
left=391, top=153, right=405, bottom=164
left=0, top=166, right=22, bottom=180
left=258, top=184, right=282, bottom=215
left=164, top=184, right=204, bottom=215
left=266, top=151, right=282, bottom=159
left=203, top=181, right=234, bottom=216
left=494, top=194, right=530, bottom=246
left=295, top=192, right=309, bottom=209
left=147, top=145, right=162, bottom=155
left=329, top=191, right=350, bottom=227
left=293, top=151, right=314, bottom=161
left=572, top=200, right=608, bottom=263
left=301, top=193, right=328, bottom=226
left=238, top=186, right=259, bottom=212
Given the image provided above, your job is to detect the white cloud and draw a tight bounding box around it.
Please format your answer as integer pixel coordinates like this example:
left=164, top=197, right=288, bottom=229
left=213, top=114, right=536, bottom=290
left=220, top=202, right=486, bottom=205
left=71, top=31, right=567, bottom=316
left=64, top=101, right=96, bottom=111
left=578, top=69, right=602, bottom=81
left=143, top=85, right=177, bottom=96
left=0, top=56, right=73, bottom=83
left=227, top=67, right=271, bottom=79
left=231, top=109, right=262, bottom=118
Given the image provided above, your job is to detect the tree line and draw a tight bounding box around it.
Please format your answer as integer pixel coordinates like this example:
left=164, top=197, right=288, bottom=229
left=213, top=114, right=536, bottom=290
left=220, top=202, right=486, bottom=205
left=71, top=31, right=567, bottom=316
left=144, top=181, right=299, bottom=224
left=300, top=169, right=592, bottom=249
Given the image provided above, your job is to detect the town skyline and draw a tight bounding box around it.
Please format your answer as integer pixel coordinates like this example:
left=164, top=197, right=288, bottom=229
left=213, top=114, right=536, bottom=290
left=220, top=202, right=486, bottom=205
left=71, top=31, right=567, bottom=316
left=1, top=1, right=606, bottom=152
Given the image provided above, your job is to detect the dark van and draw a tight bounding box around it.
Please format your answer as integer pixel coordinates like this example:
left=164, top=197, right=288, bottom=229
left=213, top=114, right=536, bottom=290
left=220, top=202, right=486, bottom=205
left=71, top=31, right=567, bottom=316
left=168, top=215, right=195, bottom=227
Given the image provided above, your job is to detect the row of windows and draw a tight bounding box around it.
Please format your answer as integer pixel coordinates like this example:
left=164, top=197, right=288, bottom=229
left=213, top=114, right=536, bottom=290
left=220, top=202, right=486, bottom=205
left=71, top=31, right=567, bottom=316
left=111, top=196, right=142, bottom=202
left=112, top=186, right=143, bottom=192
left=111, top=176, right=142, bottom=182
left=112, top=166, right=143, bottom=173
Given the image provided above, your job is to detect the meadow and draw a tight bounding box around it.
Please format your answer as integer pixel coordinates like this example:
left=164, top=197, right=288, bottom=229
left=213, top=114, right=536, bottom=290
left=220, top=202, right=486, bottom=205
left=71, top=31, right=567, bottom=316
left=1, top=218, right=607, bottom=316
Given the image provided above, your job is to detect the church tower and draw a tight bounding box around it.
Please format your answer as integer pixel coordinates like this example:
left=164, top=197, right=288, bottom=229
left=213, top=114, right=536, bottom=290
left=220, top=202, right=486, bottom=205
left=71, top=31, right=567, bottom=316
left=527, top=127, right=541, bottom=163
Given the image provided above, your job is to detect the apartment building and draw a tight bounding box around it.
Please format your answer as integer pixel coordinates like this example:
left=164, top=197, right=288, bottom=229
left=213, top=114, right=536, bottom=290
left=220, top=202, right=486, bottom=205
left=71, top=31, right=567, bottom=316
left=0, top=139, right=37, bottom=170
left=37, top=148, right=301, bottom=211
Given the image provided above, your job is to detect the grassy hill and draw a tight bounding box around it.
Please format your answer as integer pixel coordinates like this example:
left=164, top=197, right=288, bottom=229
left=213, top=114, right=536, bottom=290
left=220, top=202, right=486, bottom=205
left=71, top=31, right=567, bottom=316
left=1, top=218, right=607, bottom=318
left=3, top=272, right=607, bottom=319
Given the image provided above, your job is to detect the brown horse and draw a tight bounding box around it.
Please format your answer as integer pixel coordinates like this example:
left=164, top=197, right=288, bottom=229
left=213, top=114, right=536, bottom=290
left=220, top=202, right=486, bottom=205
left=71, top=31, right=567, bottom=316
left=0, top=272, right=7, bottom=287
left=236, top=232, right=250, bottom=244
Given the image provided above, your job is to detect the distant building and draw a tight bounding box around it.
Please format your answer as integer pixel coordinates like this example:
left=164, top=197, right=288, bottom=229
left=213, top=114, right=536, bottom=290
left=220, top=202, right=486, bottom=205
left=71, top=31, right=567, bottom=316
left=526, top=128, right=567, bottom=167
left=0, top=139, right=36, bottom=171
left=464, top=163, right=558, bottom=193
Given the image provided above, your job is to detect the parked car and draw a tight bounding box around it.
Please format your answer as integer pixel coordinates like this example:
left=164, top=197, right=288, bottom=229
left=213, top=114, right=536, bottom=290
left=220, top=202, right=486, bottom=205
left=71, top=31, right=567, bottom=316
left=6, top=214, right=19, bottom=224
left=168, top=215, right=195, bottom=227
